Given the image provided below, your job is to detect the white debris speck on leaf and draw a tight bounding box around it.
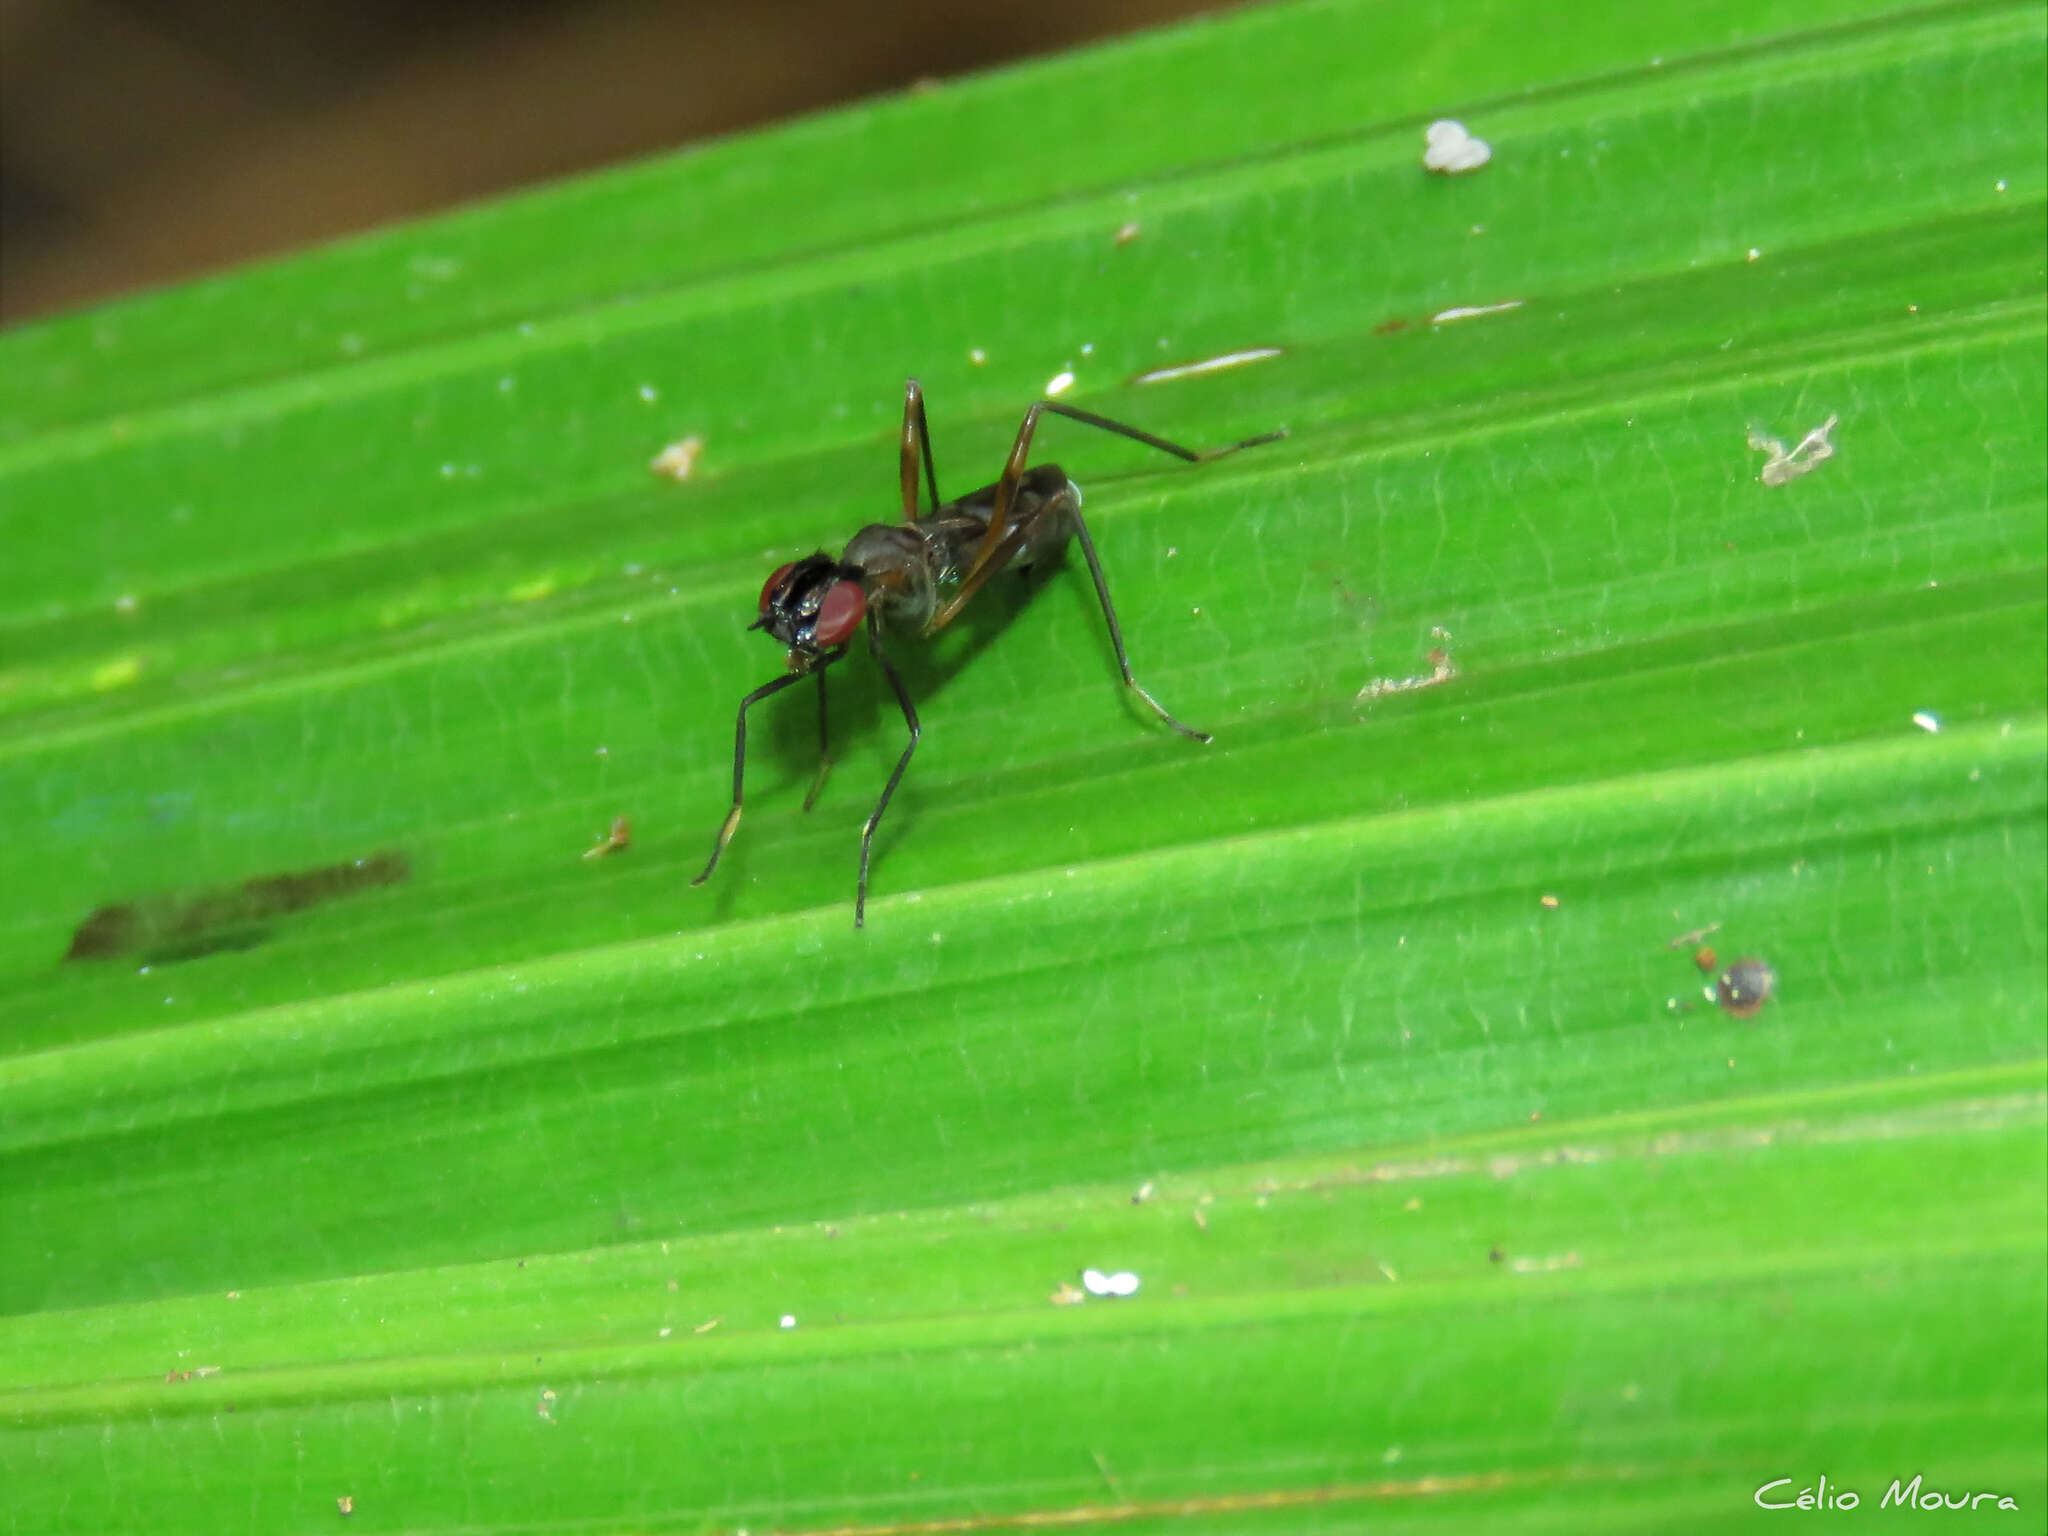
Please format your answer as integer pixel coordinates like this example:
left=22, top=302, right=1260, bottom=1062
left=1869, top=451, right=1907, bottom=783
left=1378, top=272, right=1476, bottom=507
left=1747, top=248, right=1762, bottom=262
left=779, top=1314, right=796, bottom=1329
left=1133, top=347, right=1283, bottom=385
left=1114, top=220, right=1142, bottom=246
left=969, top=347, right=987, bottom=365
left=638, top=384, right=659, bottom=403
left=1429, top=299, right=1523, bottom=326
left=1748, top=413, right=1838, bottom=487
left=649, top=436, right=704, bottom=481
left=1081, top=1268, right=1140, bottom=1297
left=582, top=815, right=632, bottom=860
left=1045, top=369, right=1077, bottom=397
left=1912, top=711, right=1941, bottom=734
left=1510, top=1250, right=1584, bottom=1274
left=1357, top=640, right=1456, bottom=704
left=1423, top=119, right=1492, bottom=174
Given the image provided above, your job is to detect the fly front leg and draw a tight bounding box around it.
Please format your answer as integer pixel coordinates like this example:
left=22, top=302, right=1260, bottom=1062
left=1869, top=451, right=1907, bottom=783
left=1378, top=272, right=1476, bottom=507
left=801, top=665, right=835, bottom=812
left=855, top=622, right=921, bottom=928
left=692, top=658, right=835, bottom=890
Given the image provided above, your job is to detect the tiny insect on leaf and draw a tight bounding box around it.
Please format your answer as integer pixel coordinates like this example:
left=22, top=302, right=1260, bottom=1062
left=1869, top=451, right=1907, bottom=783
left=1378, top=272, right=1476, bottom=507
left=692, top=378, right=1283, bottom=927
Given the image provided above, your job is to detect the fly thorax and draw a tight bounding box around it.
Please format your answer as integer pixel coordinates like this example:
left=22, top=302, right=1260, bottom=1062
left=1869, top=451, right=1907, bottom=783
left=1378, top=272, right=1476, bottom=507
left=841, top=522, right=938, bottom=633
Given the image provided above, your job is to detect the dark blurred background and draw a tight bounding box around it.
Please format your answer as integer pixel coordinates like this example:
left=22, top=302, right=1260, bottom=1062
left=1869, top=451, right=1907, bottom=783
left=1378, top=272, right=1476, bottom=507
left=1, top=0, right=1227, bottom=324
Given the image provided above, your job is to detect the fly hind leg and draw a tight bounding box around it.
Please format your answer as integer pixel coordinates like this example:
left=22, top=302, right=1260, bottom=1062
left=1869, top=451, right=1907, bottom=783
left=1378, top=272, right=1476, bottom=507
left=899, top=379, right=942, bottom=520
left=1062, top=489, right=1211, bottom=743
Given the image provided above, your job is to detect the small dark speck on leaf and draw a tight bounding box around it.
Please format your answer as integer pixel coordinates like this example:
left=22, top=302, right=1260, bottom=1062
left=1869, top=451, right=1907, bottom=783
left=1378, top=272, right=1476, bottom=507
left=1716, top=955, right=1777, bottom=1019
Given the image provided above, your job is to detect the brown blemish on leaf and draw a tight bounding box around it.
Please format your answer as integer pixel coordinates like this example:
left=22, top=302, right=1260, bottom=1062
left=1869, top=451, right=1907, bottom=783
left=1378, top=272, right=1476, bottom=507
left=65, top=850, right=410, bottom=965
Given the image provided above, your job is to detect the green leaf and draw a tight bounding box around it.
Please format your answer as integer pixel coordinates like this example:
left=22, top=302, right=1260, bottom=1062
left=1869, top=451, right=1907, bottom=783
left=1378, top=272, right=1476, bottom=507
left=2, top=0, right=2042, bottom=1529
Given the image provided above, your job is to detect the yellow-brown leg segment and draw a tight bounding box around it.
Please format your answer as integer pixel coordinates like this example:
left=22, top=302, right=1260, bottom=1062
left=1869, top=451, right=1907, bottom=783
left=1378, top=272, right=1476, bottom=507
left=899, top=378, right=942, bottom=521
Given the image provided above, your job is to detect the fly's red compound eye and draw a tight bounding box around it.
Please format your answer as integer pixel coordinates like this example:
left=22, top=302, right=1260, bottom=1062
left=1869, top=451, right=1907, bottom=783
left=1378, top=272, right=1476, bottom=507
left=758, top=562, right=798, bottom=616
left=812, top=580, right=867, bottom=647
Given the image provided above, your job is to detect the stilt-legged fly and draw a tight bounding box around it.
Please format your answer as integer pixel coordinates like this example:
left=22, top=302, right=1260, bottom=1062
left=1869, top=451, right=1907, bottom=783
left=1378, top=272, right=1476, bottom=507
left=693, top=379, right=1283, bottom=926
